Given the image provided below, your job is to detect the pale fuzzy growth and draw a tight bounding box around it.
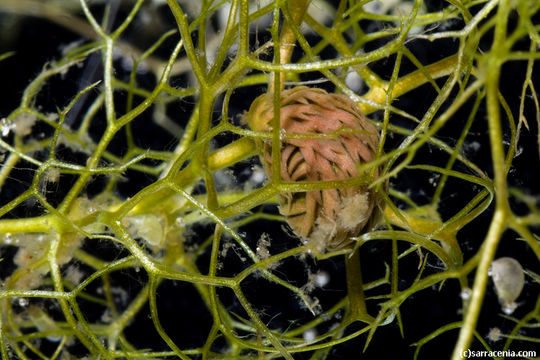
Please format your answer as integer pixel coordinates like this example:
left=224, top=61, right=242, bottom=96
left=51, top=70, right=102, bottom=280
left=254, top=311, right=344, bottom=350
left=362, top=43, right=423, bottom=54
left=11, top=232, right=83, bottom=290
left=337, top=193, right=369, bottom=231
left=487, top=327, right=502, bottom=342
left=308, top=196, right=370, bottom=252
left=14, top=234, right=48, bottom=268
left=40, top=167, right=60, bottom=197
left=256, top=233, right=271, bottom=259
left=308, top=218, right=337, bottom=254
left=57, top=232, right=84, bottom=266
left=13, top=234, right=50, bottom=290
left=65, top=264, right=85, bottom=286
left=124, top=214, right=165, bottom=248
left=43, top=167, right=60, bottom=184
left=57, top=132, right=93, bottom=155
left=303, top=270, right=331, bottom=293
left=13, top=113, right=37, bottom=136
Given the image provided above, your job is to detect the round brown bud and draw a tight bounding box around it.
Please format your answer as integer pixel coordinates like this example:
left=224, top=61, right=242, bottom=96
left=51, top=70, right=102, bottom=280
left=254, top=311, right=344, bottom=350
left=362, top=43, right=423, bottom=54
left=247, top=86, right=386, bottom=253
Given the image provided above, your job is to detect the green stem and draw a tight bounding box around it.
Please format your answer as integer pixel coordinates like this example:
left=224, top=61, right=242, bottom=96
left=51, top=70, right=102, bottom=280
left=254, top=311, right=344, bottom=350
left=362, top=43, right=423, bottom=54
left=451, top=0, right=511, bottom=356
left=269, top=0, right=311, bottom=93
left=345, top=250, right=374, bottom=323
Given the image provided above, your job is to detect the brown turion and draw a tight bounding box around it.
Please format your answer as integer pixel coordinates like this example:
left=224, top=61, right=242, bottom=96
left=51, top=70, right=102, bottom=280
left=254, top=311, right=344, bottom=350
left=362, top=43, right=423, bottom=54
left=246, top=86, right=386, bottom=253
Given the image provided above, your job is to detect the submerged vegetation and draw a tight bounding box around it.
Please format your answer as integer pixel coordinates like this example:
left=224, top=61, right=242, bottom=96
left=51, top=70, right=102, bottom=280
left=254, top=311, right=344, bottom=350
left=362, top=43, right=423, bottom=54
left=0, top=0, right=539, bottom=359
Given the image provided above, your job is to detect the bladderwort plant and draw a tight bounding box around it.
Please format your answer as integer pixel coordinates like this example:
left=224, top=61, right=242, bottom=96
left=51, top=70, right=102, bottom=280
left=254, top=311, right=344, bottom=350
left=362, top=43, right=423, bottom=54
left=0, top=0, right=539, bottom=359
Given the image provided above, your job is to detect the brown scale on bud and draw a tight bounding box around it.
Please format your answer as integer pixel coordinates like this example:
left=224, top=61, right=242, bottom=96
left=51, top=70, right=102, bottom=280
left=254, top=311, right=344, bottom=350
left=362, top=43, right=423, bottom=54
left=247, top=86, right=387, bottom=253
